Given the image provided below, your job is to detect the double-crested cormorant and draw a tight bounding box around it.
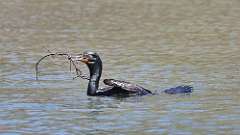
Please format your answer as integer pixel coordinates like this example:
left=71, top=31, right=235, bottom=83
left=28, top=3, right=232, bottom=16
left=74, top=51, right=193, bottom=96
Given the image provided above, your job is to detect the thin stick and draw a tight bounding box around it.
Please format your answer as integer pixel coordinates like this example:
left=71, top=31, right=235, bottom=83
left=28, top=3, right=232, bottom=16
left=35, top=53, right=89, bottom=80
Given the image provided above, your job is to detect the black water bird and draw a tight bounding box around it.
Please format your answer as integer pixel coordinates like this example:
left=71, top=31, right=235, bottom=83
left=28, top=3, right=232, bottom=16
left=74, top=51, right=193, bottom=96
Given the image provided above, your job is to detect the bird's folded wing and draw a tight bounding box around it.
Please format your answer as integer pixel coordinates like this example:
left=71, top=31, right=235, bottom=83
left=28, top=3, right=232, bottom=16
left=103, top=79, right=144, bottom=92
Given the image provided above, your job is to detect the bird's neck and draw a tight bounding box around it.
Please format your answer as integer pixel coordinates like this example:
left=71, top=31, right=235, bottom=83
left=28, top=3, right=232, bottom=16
left=87, top=61, right=102, bottom=96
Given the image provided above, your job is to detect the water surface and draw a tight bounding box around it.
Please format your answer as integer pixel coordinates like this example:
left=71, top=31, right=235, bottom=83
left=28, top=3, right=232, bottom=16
left=0, top=0, right=240, bottom=134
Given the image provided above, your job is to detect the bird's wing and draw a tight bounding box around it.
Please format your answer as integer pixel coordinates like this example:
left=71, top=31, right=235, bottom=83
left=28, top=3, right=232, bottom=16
left=103, top=79, right=146, bottom=92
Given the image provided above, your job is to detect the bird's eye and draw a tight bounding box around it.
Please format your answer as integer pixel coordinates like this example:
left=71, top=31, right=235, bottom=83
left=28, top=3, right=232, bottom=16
left=88, top=55, right=96, bottom=61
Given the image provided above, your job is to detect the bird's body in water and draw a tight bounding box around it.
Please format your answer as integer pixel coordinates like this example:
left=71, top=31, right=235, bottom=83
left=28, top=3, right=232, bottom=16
left=75, top=51, right=193, bottom=97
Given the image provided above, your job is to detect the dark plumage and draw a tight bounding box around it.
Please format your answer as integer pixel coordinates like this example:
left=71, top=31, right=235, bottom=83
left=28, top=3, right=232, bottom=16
left=75, top=51, right=192, bottom=96
left=164, top=86, right=193, bottom=94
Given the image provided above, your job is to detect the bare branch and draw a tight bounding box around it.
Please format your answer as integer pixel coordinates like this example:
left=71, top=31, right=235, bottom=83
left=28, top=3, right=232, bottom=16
left=35, top=52, right=89, bottom=81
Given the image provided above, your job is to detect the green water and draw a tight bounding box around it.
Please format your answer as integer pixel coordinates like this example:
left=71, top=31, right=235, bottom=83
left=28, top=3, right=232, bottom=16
left=0, top=0, right=240, bottom=134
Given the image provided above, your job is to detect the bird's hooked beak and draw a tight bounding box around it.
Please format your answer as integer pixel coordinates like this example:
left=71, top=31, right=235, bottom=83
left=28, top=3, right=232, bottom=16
left=71, top=54, right=95, bottom=64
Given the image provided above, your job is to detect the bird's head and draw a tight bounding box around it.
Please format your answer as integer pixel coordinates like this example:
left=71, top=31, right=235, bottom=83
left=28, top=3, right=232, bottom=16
left=76, top=51, right=100, bottom=65
left=73, top=51, right=102, bottom=75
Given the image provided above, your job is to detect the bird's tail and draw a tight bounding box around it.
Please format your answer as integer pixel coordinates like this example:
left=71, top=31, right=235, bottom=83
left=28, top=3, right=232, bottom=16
left=163, top=85, right=193, bottom=94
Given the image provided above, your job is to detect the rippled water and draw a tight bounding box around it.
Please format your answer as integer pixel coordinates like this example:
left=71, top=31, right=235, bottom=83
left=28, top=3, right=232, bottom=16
left=0, top=0, right=240, bottom=134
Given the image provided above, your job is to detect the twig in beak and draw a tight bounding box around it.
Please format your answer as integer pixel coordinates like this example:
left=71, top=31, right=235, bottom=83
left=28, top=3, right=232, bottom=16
left=35, top=52, right=89, bottom=81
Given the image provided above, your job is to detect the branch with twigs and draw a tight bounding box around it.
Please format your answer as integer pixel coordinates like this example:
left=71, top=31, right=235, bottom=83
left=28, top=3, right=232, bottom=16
left=35, top=52, right=89, bottom=81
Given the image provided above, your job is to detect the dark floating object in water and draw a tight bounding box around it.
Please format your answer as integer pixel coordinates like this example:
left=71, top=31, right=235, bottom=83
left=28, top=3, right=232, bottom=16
left=36, top=51, right=193, bottom=96
left=69, top=51, right=193, bottom=96
left=163, top=85, right=193, bottom=94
